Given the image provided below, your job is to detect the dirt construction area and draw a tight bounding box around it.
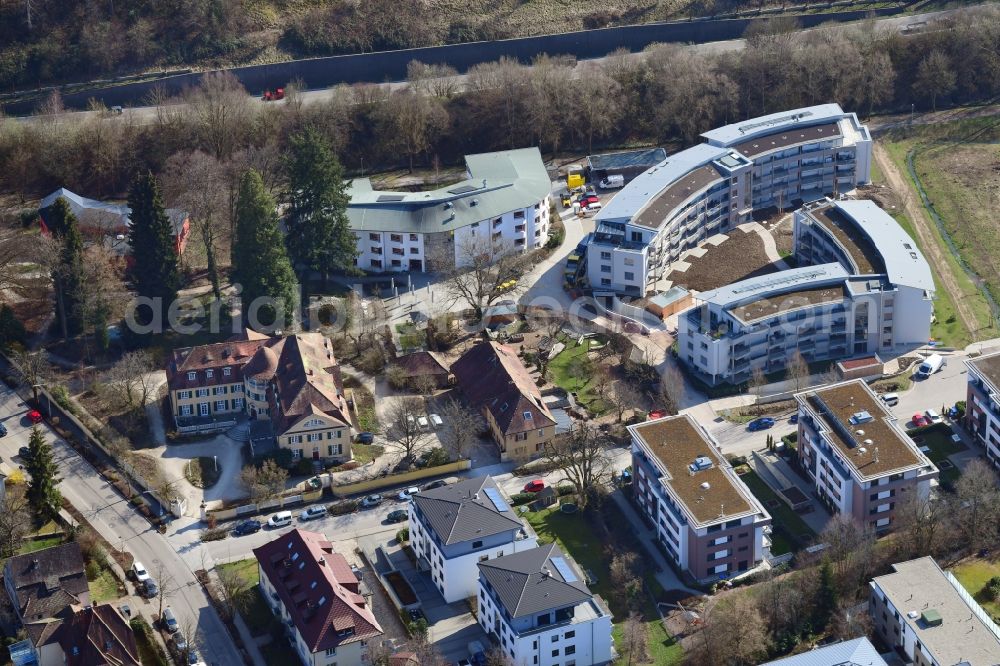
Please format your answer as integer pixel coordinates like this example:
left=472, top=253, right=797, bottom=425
left=666, top=228, right=781, bottom=292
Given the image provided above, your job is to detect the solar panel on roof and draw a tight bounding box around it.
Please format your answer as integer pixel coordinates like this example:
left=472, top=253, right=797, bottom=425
left=376, top=194, right=405, bottom=202
left=483, top=487, right=509, bottom=512
left=447, top=184, right=478, bottom=195
left=550, top=556, right=577, bottom=582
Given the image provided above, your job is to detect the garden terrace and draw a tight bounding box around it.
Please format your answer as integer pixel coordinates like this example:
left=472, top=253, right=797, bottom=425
left=667, top=228, right=778, bottom=292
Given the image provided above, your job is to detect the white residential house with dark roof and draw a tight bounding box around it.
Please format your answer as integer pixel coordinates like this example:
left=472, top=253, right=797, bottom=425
left=409, top=476, right=537, bottom=603
left=477, top=544, right=614, bottom=666
left=587, top=104, right=872, bottom=295
left=870, top=557, right=1000, bottom=666
left=348, top=148, right=551, bottom=273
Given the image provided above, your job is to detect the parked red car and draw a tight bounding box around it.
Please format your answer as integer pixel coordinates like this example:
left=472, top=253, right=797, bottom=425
left=523, top=480, right=545, bottom=493
left=27, top=409, right=43, bottom=424
left=911, top=413, right=929, bottom=428
left=262, top=88, right=285, bottom=101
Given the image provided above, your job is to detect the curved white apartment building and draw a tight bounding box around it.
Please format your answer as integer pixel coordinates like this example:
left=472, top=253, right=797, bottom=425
left=347, top=148, right=552, bottom=273
left=587, top=104, right=872, bottom=295
left=679, top=198, right=934, bottom=386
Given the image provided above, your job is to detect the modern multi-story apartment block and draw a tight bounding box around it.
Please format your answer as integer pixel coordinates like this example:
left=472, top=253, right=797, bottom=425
left=964, top=350, right=1000, bottom=470
left=254, top=529, right=383, bottom=666
left=628, top=415, right=771, bottom=582
left=759, top=637, right=885, bottom=666
left=409, top=476, right=537, bottom=603
left=679, top=198, right=934, bottom=385
left=588, top=104, right=872, bottom=295
left=166, top=330, right=354, bottom=464
left=477, top=544, right=614, bottom=666
left=348, top=148, right=551, bottom=273
left=870, top=557, right=1000, bottom=666
left=795, top=379, right=937, bottom=531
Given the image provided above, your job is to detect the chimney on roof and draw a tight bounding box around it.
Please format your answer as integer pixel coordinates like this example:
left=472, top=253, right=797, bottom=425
left=31, top=559, right=39, bottom=570
left=542, top=567, right=551, bottom=578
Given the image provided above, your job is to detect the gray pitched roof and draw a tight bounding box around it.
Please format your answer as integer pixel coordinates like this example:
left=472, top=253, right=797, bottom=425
left=759, top=637, right=885, bottom=666
left=346, top=148, right=550, bottom=234
left=411, top=476, right=524, bottom=546
left=477, top=544, right=592, bottom=618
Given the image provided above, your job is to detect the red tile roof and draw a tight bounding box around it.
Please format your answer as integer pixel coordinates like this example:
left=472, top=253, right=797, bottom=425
left=166, top=339, right=265, bottom=389
left=391, top=351, right=449, bottom=378
left=253, top=530, right=382, bottom=654
left=451, top=342, right=555, bottom=435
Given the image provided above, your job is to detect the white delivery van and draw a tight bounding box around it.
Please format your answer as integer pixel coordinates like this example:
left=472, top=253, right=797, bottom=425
left=880, top=393, right=899, bottom=407
left=599, top=174, right=625, bottom=189
left=267, top=511, right=293, bottom=528
left=916, top=353, right=945, bottom=378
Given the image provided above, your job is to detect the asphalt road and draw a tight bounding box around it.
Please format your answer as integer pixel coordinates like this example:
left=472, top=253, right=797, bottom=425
left=4, top=4, right=977, bottom=126
left=0, top=386, right=242, bottom=666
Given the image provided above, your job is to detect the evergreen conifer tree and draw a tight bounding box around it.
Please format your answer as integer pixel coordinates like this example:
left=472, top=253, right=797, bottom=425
left=25, top=426, right=61, bottom=524
left=233, top=170, right=298, bottom=328
left=127, top=172, right=180, bottom=327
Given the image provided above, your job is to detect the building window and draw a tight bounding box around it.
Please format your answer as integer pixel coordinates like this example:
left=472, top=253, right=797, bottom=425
left=187, top=372, right=196, bottom=381
left=215, top=400, right=226, bottom=411
left=410, top=234, right=418, bottom=241
left=410, top=247, right=419, bottom=254
left=223, top=367, right=231, bottom=376
left=390, top=234, right=403, bottom=242
left=196, top=388, right=209, bottom=397
left=600, top=251, right=611, bottom=260
left=369, top=233, right=380, bottom=241
left=292, top=449, right=302, bottom=459
left=325, top=648, right=336, bottom=656
left=624, top=272, right=634, bottom=281
left=552, top=650, right=559, bottom=657
left=565, top=646, right=576, bottom=656
left=600, top=265, right=611, bottom=273
left=565, top=630, right=575, bottom=639
left=180, top=405, right=192, bottom=416
left=473, top=540, right=483, bottom=548
left=601, top=278, right=611, bottom=286
left=179, top=391, right=191, bottom=399
left=199, top=403, right=209, bottom=416
left=206, top=369, right=213, bottom=379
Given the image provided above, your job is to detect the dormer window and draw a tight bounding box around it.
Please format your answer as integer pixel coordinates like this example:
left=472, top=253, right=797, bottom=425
left=187, top=372, right=196, bottom=381
left=223, top=367, right=231, bottom=376
left=318, top=596, right=327, bottom=606
left=310, top=581, right=317, bottom=589
left=524, top=411, right=532, bottom=420
left=206, top=369, right=214, bottom=379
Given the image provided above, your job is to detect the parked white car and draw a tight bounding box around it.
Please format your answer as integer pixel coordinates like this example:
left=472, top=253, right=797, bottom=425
left=417, top=416, right=430, bottom=431
left=429, top=413, right=443, bottom=429
left=925, top=409, right=944, bottom=424
left=397, top=487, right=420, bottom=501
left=131, top=561, right=150, bottom=583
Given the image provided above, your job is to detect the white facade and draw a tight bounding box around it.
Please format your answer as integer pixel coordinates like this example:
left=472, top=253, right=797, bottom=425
left=347, top=148, right=552, bottom=273
left=477, top=587, right=614, bottom=666
left=678, top=197, right=934, bottom=386
left=587, top=104, right=872, bottom=295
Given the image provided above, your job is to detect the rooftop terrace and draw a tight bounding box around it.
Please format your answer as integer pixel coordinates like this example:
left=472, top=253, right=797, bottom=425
left=629, top=415, right=762, bottom=527
left=969, top=351, right=1000, bottom=391
left=800, top=380, right=929, bottom=480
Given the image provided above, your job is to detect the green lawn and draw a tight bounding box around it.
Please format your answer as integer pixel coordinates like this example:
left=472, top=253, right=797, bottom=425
left=951, top=558, right=1000, bottom=619
left=184, top=456, right=222, bottom=489
left=218, top=559, right=272, bottom=636
left=547, top=336, right=610, bottom=415
left=89, top=568, right=123, bottom=603
left=19, top=535, right=66, bottom=554
left=739, top=470, right=816, bottom=555
left=351, top=442, right=384, bottom=464
left=907, top=423, right=965, bottom=487
left=130, top=617, right=169, bottom=666
left=523, top=507, right=683, bottom=665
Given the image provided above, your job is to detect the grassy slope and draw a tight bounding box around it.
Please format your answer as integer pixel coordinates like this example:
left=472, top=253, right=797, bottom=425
left=952, top=558, right=1000, bottom=618
left=885, top=138, right=991, bottom=347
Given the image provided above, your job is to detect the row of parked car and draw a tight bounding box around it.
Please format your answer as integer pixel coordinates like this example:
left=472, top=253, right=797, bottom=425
left=227, top=479, right=456, bottom=536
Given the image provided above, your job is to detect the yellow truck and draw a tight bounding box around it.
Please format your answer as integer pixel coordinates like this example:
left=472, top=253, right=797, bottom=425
left=564, top=164, right=585, bottom=190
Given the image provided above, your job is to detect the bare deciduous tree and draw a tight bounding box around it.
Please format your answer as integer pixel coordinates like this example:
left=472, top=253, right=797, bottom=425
left=785, top=349, right=810, bottom=392
left=105, top=350, right=157, bottom=411
left=541, top=424, right=612, bottom=509
left=437, top=238, right=530, bottom=321
left=0, top=484, right=32, bottom=558
left=11, top=349, right=48, bottom=403
left=215, top=564, right=247, bottom=621
left=608, top=380, right=643, bottom=423
left=951, top=458, right=1000, bottom=555
left=385, top=397, right=429, bottom=461
left=437, top=398, right=480, bottom=460
left=914, top=49, right=956, bottom=112
left=240, top=459, right=289, bottom=506
left=186, top=71, right=254, bottom=160
left=689, top=592, right=770, bottom=666
left=658, top=363, right=685, bottom=416
left=620, top=612, right=648, bottom=666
